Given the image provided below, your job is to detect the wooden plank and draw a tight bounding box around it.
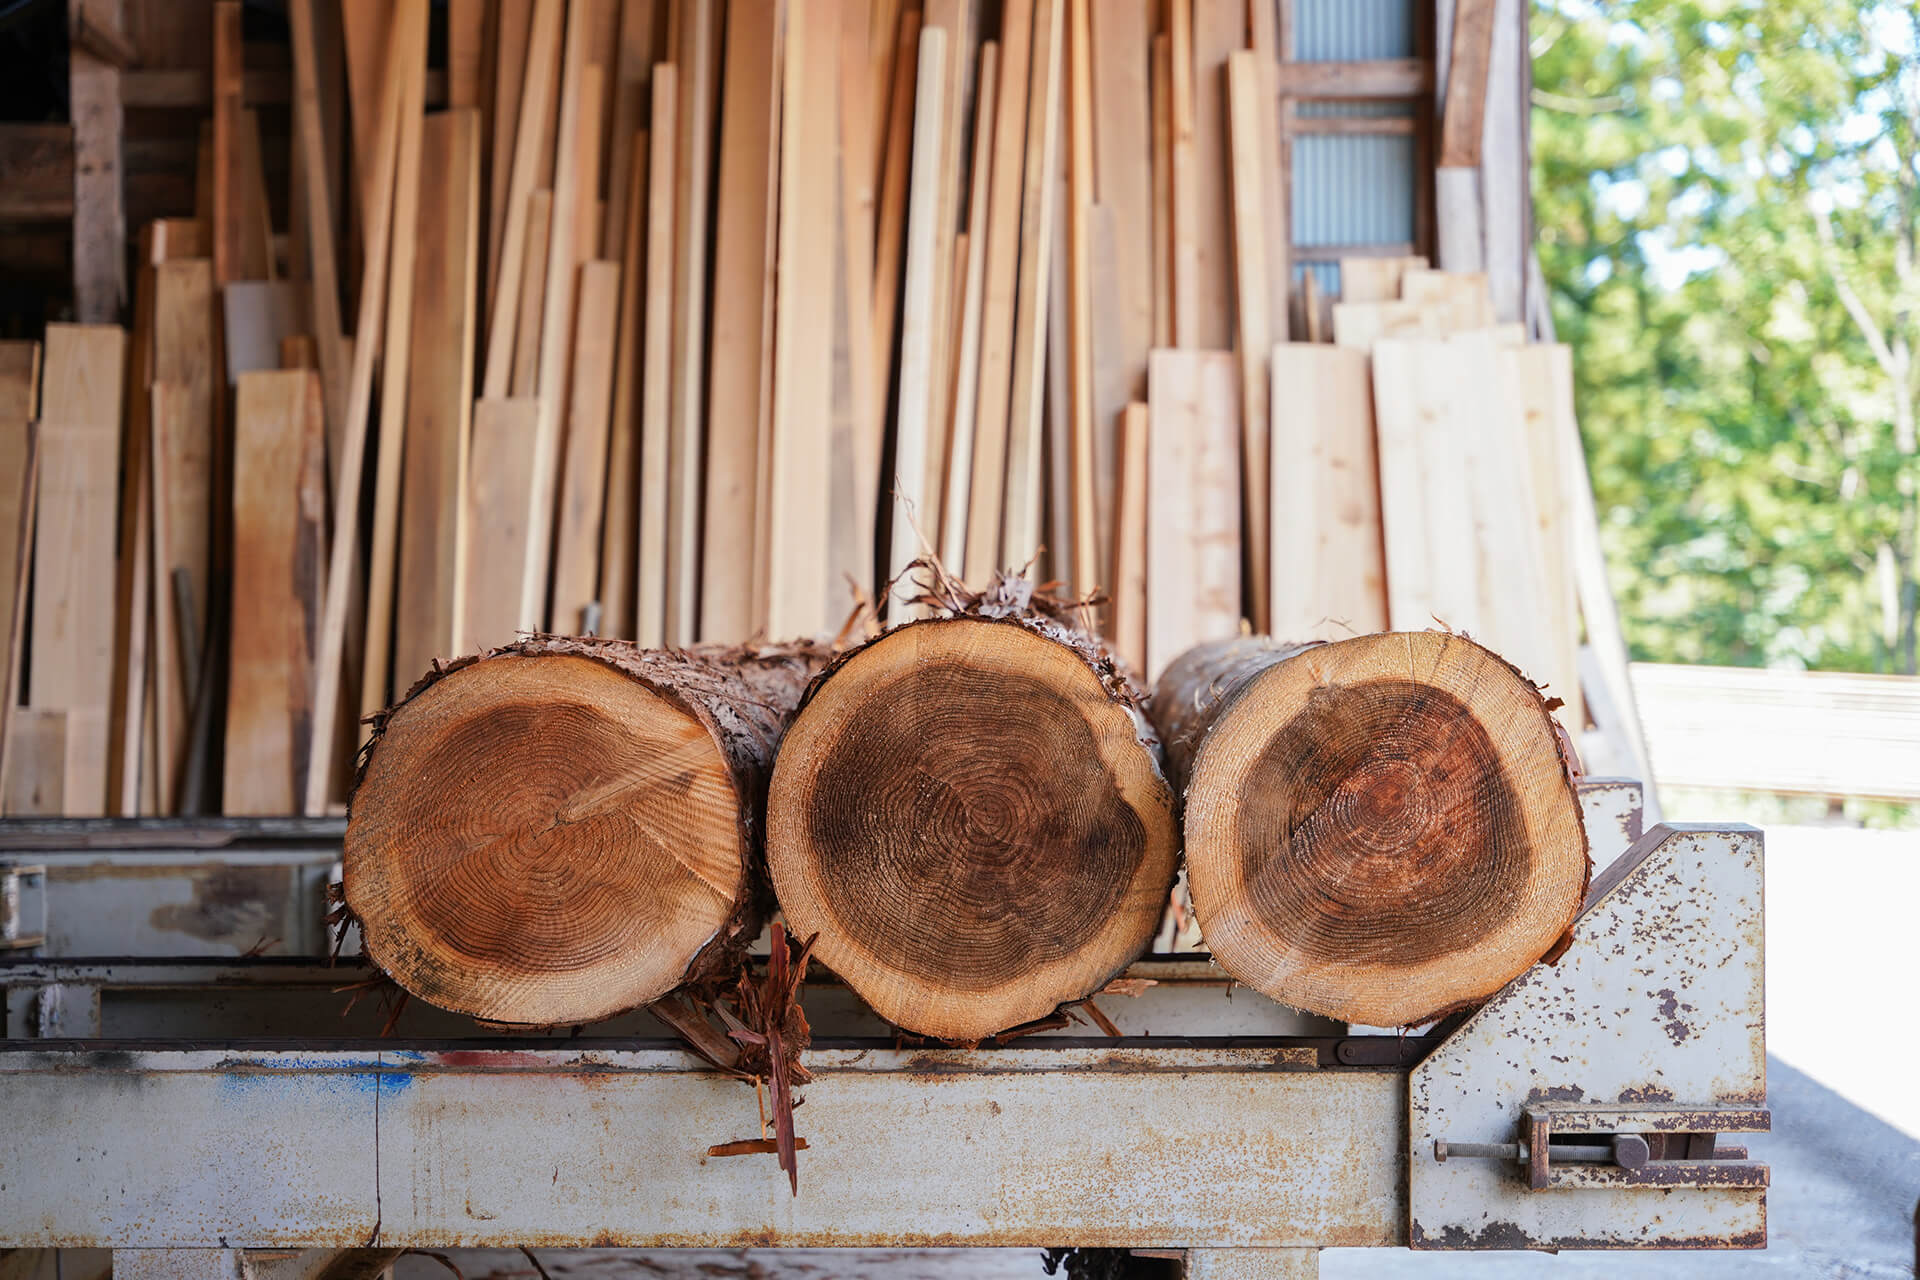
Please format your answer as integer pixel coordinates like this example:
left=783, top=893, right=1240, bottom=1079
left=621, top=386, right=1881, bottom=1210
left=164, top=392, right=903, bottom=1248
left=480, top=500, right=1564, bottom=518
left=1439, top=0, right=1496, bottom=167
left=1271, top=58, right=1433, bottom=99
left=2, top=709, right=66, bottom=816
left=211, top=1, right=247, bottom=285
left=1189, top=0, right=1242, bottom=352
left=835, top=0, right=883, bottom=619
left=1267, top=344, right=1386, bottom=642
left=635, top=69, right=678, bottom=648
left=550, top=260, right=623, bottom=633
left=449, top=0, right=486, bottom=108
left=360, top=2, right=432, bottom=724
left=1401, top=267, right=1495, bottom=330
left=1503, top=342, right=1586, bottom=733
left=0, top=343, right=40, bottom=420
left=461, top=398, right=542, bottom=652
left=29, top=423, right=120, bottom=815
left=766, top=2, right=840, bottom=635
left=961, top=0, right=1033, bottom=584
left=307, top=0, right=429, bottom=815
left=1249, top=0, right=1291, bottom=350
left=1337, top=253, right=1428, bottom=303
left=704, top=0, right=784, bottom=641
left=1150, top=32, right=1171, bottom=348
left=1370, top=337, right=1479, bottom=635
left=998, top=0, right=1064, bottom=570
left=662, top=0, right=723, bottom=644
left=1089, top=0, right=1151, bottom=402
left=0, top=424, right=38, bottom=794
left=40, top=323, right=126, bottom=426
left=226, top=371, right=325, bottom=815
left=569, top=64, right=610, bottom=271
left=148, top=384, right=185, bottom=812
left=599, top=131, right=649, bottom=640
left=1225, top=50, right=1272, bottom=632
left=886, top=27, right=949, bottom=605
left=482, top=0, right=564, bottom=399
left=600, top=0, right=658, bottom=257
left=939, top=40, right=1000, bottom=571
left=518, top=4, right=601, bottom=632
left=288, top=0, right=353, bottom=480
left=1145, top=349, right=1241, bottom=681
left=340, top=0, right=387, bottom=222
left=108, top=243, right=158, bottom=815
left=868, top=9, right=922, bottom=426
left=1167, top=2, right=1198, bottom=347
left=0, top=123, right=75, bottom=221
left=487, top=0, right=536, bottom=301
left=396, top=109, right=481, bottom=685
left=510, top=190, right=555, bottom=395
left=1331, top=298, right=1443, bottom=349
left=68, top=0, right=124, bottom=321
left=1064, top=0, right=1097, bottom=598
left=1110, top=399, right=1147, bottom=676
left=1480, top=0, right=1527, bottom=322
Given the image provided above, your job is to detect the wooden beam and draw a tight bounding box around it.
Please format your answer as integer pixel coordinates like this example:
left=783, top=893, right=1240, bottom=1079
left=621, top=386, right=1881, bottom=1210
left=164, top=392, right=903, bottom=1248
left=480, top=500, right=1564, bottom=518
left=1440, top=0, right=1496, bottom=167
left=1145, top=349, right=1241, bottom=681
left=549, top=260, right=623, bottom=633
left=0, top=422, right=38, bottom=795
left=487, top=0, right=536, bottom=304
left=961, top=0, right=1033, bottom=584
left=886, top=27, right=949, bottom=604
left=211, top=1, right=246, bottom=286
left=599, top=0, right=658, bottom=258
left=359, top=1, right=431, bottom=725
left=635, top=68, right=678, bottom=648
left=939, top=40, right=1000, bottom=571
left=704, top=0, right=784, bottom=640
left=481, top=0, right=564, bottom=399
left=868, top=8, right=922, bottom=427
left=599, top=131, right=649, bottom=640
left=1189, top=0, right=1243, bottom=352
left=1226, top=51, right=1272, bottom=632
left=461, top=398, right=543, bottom=652
left=1064, top=0, right=1096, bottom=598
left=1110, top=399, right=1147, bottom=675
left=306, top=0, right=428, bottom=815
left=835, top=0, right=883, bottom=619
left=68, top=0, right=124, bottom=321
left=0, top=125, right=75, bottom=221
left=1150, top=32, right=1171, bottom=348
left=288, top=0, right=351, bottom=480
left=1272, top=58, right=1434, bottom=100
left=998, top=0, right=1064, bottom=569
left=1167, top=1, right=1198, bottom=347
left=226, top=371, right=325, bottom=814
left=511, top=190, right=554, bottom=395
left=396, top=109, right=480, bottom=685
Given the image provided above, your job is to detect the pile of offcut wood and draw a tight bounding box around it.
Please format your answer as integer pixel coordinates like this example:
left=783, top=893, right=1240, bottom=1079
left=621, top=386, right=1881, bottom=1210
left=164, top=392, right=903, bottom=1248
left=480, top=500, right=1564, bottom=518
left=0, top=0, right=1611, bottom=822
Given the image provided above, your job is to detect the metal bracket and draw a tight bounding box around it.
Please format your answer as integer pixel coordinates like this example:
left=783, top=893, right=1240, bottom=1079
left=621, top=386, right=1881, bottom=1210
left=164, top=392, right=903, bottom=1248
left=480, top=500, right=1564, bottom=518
left=1435, top=1105, right=1770, bottom=1191
left=0, top=863, right=46, bottom=950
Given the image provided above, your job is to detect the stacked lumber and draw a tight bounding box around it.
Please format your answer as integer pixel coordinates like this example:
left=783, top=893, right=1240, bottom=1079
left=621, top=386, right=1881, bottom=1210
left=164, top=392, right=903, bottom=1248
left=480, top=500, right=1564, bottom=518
left=1, top=1, right=1617, bottom=817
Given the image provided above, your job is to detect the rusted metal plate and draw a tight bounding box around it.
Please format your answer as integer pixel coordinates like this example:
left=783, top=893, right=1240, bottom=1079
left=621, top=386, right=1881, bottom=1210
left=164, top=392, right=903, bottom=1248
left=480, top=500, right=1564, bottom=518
left=1409, top=824, right=1766, bottom=1249
left=0, top=1048, right=1402, bottom=1250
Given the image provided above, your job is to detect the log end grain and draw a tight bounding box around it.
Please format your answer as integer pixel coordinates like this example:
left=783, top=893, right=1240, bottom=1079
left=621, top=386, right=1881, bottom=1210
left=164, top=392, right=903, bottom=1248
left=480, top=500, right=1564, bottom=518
left=1167, top=630, right=1588, bottom=1026
left=345, top=645, right=771, bottom=1025
left=768, top=613, right=1179, bottom=1042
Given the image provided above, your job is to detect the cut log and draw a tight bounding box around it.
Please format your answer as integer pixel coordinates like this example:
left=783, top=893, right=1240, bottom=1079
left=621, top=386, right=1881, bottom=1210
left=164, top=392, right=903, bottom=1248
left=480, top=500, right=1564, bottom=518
left=1148, top=631, right=1589, bottom=1027
left=767, top=573, right=1179, bottom=1042
left=346, top=637, right=827, bottom=1025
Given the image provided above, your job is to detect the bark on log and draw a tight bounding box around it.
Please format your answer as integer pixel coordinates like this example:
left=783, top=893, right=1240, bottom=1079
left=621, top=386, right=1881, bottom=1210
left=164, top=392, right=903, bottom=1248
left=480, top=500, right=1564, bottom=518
left=345, top=636, right=826, bottom=1025
left=1149, top=631, right=1589, bottom=1026
left=767, top=573, right=1180, bottom=1042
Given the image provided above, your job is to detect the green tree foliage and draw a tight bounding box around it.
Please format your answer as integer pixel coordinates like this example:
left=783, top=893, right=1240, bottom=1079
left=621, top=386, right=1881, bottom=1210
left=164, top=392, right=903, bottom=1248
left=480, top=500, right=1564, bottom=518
left=1532, top=1, right=1919, bottom=672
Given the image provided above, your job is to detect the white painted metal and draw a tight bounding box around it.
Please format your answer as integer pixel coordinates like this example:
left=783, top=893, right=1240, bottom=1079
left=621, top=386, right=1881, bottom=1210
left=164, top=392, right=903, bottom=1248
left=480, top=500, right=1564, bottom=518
left=0, top=1048, right=1403, bottom=1250
left=1409, top=824, right=1766, bottom=1249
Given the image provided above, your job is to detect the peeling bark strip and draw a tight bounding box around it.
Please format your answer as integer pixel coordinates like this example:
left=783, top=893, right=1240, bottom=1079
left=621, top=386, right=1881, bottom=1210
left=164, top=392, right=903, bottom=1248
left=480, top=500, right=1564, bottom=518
left=1150, top=631, right=1590, bottom=1027
left=344, top=637, right=827, bottom=1026
left=768, top=567, right=1179, bottom=1043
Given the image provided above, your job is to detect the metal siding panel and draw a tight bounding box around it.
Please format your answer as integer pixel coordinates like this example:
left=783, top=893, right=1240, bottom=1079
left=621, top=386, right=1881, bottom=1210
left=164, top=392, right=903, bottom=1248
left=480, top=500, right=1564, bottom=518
left=1292, top=134, right=1416, bottom=248
left=1296, top=0, right=1415, bottom=61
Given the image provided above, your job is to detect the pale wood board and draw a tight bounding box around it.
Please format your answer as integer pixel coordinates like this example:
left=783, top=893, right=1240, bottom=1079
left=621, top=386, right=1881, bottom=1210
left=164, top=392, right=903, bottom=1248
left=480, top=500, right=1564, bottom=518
left=29, top=423, right=119, bottom=815
left=518, top=6, right=600, bottom=631
left=1225, top=51, right=1273, bottom=633
left=1267, top=343, right=1388, bottom=642
left=998, top=0, right=1064, bottom=571
left=837, top=0, right=883, bottom=611
left=487, top=0, right=536, bottom=302
left=599, top=130, right=650, bottom=640
left=765, top=0, right=840, bottom=636
left=1188, top=0, right=1242, bottom=351
left=635, top=69, right=678, bottom=648
left=1167, top=2, right=1198, bottom=347
left=306, top=0, right=428, bottom=815
left=1145, top=348, right=1242, bottom=682
left=288, top=0, right=351, bottom=475
left=40, top=323, right=126, bottom=425
left=1149, top=32, right=1172, bottom=348
left=340, top=0, right=387, bottom=223
left=481, top=0, right=564, bottom=398
left=869, top=9, right=921, bottom=426
left=449, top=0, right=486, bottom=108
left=0, top=425, right=37, bottom=794
left=2, top=708, right=66, bottom=816
left=940, top=39, right=1000, bottom=571
left=663, top=0, right=723, bottom=644
left=359, top=6, right=430, bottom=725
left=704, top=0, right=784, bottom=641
left=1110, top=400, right=1148, bottom=676
left=1337, top=253, right=1428, bottom=304
left=226, top=371, right=325, bottom=815
left=511, top=190, right=555, bottom=395
left=1502, top=342, right=1587, bottom=732
left=396, top=108, right=480, bottom=685
left=550, top=260, right=623, bottom=633
left=1089, top=0, right=1152, bottom=405
left=460, top=398, right=542, bottom=653
left=886, top=27, right=949, bottom=606
left=1401, top=267, right=1496, bottom=330
left=1064, top=0, right=1097, bottom=598
left=962, top=0, right=1034, bottom=584
left=599, top=0, right=658, bottom=258
left=147, top=384, right=190, bottom=811
left=1332, top=298, right=1446, bottom=350
left=109, top=249, right=154, bottom=814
